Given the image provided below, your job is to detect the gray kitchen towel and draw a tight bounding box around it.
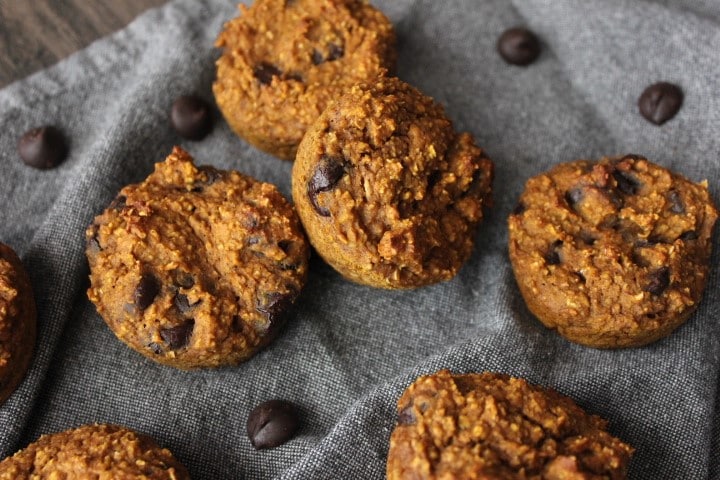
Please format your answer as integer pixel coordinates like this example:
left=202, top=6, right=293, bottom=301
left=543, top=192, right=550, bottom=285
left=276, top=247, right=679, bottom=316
left=0, top=0, right=719, bottom=478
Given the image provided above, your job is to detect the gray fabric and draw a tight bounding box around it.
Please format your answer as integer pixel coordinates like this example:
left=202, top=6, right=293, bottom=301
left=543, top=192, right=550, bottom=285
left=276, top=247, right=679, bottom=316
left=0, top=0, right=719, bottom=478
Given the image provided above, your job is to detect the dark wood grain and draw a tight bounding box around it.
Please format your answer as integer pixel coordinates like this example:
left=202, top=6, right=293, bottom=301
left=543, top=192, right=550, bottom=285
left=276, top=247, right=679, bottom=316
left=0, top=0, right=167, bottom=88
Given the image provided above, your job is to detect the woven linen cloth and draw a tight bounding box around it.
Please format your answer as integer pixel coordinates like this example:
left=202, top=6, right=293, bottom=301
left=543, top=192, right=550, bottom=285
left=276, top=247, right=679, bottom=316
left=1, top=0, right=719, bottom=478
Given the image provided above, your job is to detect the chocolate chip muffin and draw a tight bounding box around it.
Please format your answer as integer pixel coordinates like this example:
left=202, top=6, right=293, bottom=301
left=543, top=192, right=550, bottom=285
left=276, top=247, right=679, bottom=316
left=292, top=76, right=494, bottom=289
left=387, top=370, right=633, bottom=480
left=509, top=155, right=718, bottom=348
left=213, top=0, right=396, bottom=160
left=86, top=147, right=309, bottom=369
left=0, top=242, right=36, bottom=406
left=0, top=424, right=189, bottom=479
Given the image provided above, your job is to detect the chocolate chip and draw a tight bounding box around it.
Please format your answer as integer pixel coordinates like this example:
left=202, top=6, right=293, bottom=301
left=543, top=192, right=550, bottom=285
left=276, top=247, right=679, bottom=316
left=160, top=319, right=194, bottom=349
left=247, top=400, right=301, bottom=450
left=17, top=126, right=68, bottom=169
left=174, top=293, right=193, bottom=314
left=667, top=190, right=685, bottom=214
left=512, top=202, right=526, bottom=216
left=497, top=27, right=541, bottom=66
left=278, top=240, right=292, bottom=253
left=134, top=273, right=160, bottom=311
left=544, top=240, right=563, bottom=265
left=574, top=272, right=586, bottom=284
left=644, top=267, right=670, bottom=296
left=170, top=95, right=213, bottom=141
left=86, top=226, right=101, bottom=253
left=307, top=155, right=346, bottom=216
left=565, top=188, right=584, bottom=207
left=109, top=195, right=127, bottom=211
left=256, top=291, right=296, bottom=325
left=174, top=270, right=195, bottom=289
left=612, top=169, right=640, bottom=195
left=254, top=62, right=282, bottom=85
left=311, top=49, right=324, bottom=65
left=679, top=231, right=698, bottom=241
left=327, top=43, right=344, bottom=61
left=638, top=82, right=683, bottom=125
left=148, top=342, right=162, bottom=355
left=397, top=405, right=416, bottom=425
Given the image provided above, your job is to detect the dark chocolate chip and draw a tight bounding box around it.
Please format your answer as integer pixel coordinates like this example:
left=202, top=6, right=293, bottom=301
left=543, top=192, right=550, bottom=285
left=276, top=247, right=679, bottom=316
left=170, top=95, right=214, bottom=141
left=193, top=166, right=223, bottom=190
left=109, top=195, right=127, bottom=211
left=544, top=240, right=563, bottom=265
left=565, top=188, right=584, bottom=207
left=256, top=291, right=296, bottom=325
left=327, top=43, right=344, bottom=61
left=247, top=400, right=301, bottom=450
left=638, top=82, right=683, bottom=125
left=160, top=319, right=194, bottom=349
left=307, top=155, right=346, bottom=216
left=644, top=267, right=670, bottom=296
left=667, top=190, right=685, bottom=214
left=497, top=27, right=541, bottom=66
left=254, top=62, right=283, bottom=85
left=17, top=126, right=68, bottom=169
left=512, top=202, right=526, bottom=216
left=174, top=293, right=193, bottom=314
left=148, top=342, right=163, bottom=355
left=134, top=273, right=160, bottom=311
left=679, top=231, right=698, bottom=241
left=612, top=169, right=640, bottom=195
left=174, top=270, right=195, bottom=289
left=397, top=405, right=416, bottom=425
left=427, top=170, right=442, bottom=192
left=311, top=49, right=324, bottom=65
left=278, top=240, right=292, bottom=253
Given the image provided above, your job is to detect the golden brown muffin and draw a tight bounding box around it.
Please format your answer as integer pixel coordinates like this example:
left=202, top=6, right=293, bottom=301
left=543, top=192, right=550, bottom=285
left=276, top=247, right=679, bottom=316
left=292, top=76, right=493, bottom=289
left=509, top=155, right=718, bottom=348
left=0, top=424, right=190, bottom=479
left=86, top=147, right=309, bottom=369
left=213, top=0, right=397, bottom=160
left=0, top=242, right=36, bottom=406
left=387, top=370, right=633, bottom=480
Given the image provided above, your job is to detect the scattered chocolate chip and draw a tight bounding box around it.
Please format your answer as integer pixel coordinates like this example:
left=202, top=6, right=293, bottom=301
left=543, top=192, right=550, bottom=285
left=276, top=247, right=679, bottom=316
left=254, top=62, right=283, bottom=85
left=307, top=155, right=346, bottom=216
left=109, top=195, right=127, bottom=211
left=174, top=271, right=195, bottom=289
left=247, top=400, right=301, bottom=450
left=638, top=82, right=683, bottom=125
left=174, top=293, right=193, bottom=314
left=612, top=169, right=640, bottom=195
left=512, top=202, right=526, bottom=216
left=679, top=231, right=698, bottom=241
left=644, top=267, right=670, bottom=296
left=565, top=188, right=584, bottom=208
left=148, top=342, right=163, bottom=355
left=544, top=240, right=563, bottom=265
left=311, top=49, right=324, bottom=65
left=256, top=291, right=296, bottom=325
left=17, top=126, right=68, bottom=169
left=170, top=95, right=214, bottom=141
left=327, top=43, right=344, bottom=61
left=134, top=273, right=160, bottom=311
left=667, top=190, right=685, bottom=214
left=160, top=319, right=194, bottom=349
left=497, top=27, right=541, bottom=66
left=397, top=405, right=416, bottom=425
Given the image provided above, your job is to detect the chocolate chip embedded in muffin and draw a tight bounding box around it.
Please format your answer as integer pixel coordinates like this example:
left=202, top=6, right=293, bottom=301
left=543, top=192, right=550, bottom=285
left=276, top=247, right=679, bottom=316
left=292, top=76, right=494, bottom=289
left=213, top=0, right=397, bottom=160
left=0, top=424, right=189, bottom=479
left=508, top=155, right=718, bottom=348
left=0, top=243, right=36, bottom=406
left=86, top=146, right=309, bottom=369
left=387, top=370, right=633, bottom=480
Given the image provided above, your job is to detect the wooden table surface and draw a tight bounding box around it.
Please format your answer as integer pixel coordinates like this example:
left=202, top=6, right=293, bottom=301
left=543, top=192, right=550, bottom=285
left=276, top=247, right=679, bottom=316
left=0, top=0, right=167, bottom=88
